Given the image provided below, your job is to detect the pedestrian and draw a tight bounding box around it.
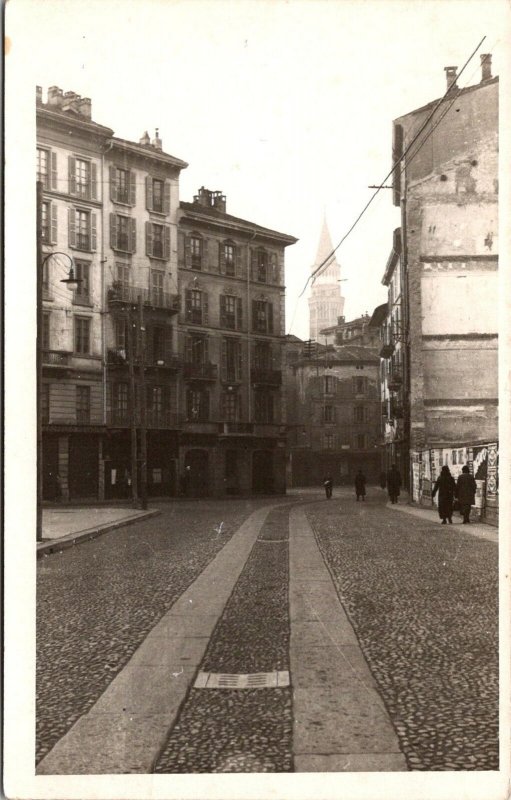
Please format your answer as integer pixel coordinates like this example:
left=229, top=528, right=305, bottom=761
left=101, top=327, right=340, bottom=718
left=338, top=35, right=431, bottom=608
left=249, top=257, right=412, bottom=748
left=323, top=475, right=333, bottom=499
left=355, top=469, right=366, bottom=501
left=431, top=465, right=456, bottom=524
left=387, top=463, right=401, bottom=504
left=181, top=466, right=191, bottom=497
left=456, top=465, right=477, bottom=524
left=379, top=471, right=387, bottom=490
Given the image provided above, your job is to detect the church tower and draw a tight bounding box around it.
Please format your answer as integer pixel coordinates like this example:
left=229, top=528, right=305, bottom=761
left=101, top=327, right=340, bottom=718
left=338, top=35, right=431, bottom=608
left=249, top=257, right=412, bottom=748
left=308, top=217, right=345, bottom=341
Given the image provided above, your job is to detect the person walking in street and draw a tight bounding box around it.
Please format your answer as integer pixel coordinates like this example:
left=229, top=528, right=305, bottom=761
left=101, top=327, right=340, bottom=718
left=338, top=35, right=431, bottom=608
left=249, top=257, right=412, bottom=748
left=432, top=465, right=456, bottom=524
left=355, top=469, right=366, bottom=501
left=379, top=471, right=387, bottom=490
left=387, top=464, right=401, bottom=504
left=323, top=475, right=333, bottom=499
left=456, top=465, right=477, bottom=524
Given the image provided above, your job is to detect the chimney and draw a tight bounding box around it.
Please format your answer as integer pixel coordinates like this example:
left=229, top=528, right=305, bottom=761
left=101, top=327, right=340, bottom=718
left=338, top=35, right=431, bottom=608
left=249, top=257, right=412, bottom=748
left=62, top=91, right=81, bottom=113
left=36, top=86, right=43, bottom=104
left=76, top=97, right=92, bottom=119
left=47, top=86, right=63, bottom=107
left=139, top=131, right=150, bottom=146
left=212, top=191, right=226, bottom=213
left=194, top=187, right=212, bottom=207
left=444, top=66, right=458, bottom=93
left=480, top=53, right=492, bottom=82
left=151, top=127, right=162, bottom=151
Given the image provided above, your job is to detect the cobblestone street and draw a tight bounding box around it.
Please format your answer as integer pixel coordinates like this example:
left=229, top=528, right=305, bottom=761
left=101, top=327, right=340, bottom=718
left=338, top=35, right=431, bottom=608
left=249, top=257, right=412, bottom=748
left=37, top=490, right=499, bottom=772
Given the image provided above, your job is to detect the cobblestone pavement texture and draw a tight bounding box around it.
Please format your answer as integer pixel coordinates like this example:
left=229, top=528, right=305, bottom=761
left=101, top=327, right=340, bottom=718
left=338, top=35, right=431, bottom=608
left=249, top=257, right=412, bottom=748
left=36, top=498, right=289, bottom=764
left=154, top=505, right=293, bottom=773
left=306, top=493, right=499, bottom=771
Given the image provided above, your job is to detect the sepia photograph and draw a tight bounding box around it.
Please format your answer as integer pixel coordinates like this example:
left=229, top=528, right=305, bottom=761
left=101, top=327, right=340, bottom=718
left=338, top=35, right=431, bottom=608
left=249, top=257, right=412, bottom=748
left=3, top=0, right=510, bottom=798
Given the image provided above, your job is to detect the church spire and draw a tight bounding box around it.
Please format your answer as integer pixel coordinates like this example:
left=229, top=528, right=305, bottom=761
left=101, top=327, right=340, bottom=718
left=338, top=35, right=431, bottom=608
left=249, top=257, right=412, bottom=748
left=313, top=213, right=335, bottom=271
left=308, top=214, right=345, bottom=341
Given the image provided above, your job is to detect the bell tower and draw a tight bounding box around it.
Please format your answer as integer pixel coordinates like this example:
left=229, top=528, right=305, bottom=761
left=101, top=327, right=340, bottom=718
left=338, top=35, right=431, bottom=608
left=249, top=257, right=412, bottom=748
left=308, top=216, right=344, bottom=341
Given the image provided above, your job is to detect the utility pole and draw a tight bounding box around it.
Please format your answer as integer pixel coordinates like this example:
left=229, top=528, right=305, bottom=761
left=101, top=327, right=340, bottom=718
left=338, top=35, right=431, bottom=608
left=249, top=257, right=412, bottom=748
left=138, top=294, right=148, bottom=510
left=36, top=181, right=43, bottom=541
left=127, top=307, right=139, bottom=507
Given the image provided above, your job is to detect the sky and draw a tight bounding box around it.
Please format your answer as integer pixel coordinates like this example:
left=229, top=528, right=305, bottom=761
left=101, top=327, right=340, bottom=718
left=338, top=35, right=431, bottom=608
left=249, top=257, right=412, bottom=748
left=8, top=0, right=508, bottom=339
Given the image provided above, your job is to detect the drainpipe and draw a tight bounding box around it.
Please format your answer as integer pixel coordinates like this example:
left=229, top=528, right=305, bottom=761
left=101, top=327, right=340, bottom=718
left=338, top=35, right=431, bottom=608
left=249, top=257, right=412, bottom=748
left=101, top=142, right=113, bottom=426
left=246, top=229, right=258, bottom=423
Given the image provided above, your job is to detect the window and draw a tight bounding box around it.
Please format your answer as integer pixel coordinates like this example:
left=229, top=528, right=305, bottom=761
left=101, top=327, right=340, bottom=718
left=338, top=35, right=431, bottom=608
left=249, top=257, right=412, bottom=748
left=186, top=335, right=208, bottom=365
left=146, top=222, right=170, bottom=259
left=75, top=158, right=90, bottom=197
left=354, top=376, right=366, bottom=395
left=37, top=148, right=49, bottom=187
left=325, top=375, right=336, bottom=394
left=113, top=382, right=128, bottom=420
left=110, top=167, right=135, bottom=205
left=74, top=261, right=90, bottom=304
left=116, top=263, right=130, bottom=289
left=110, top=213, right=136, bottom=253
left=252, top=248, right=268, bottom=283
left=324, top=405, right=335, bottom=423
left=146, top=177, right=170, bottom=214
left=354, top=405, right=365, bottom=423
left=356, top=433, right=366, bottom=449
left=115, top=318, right=129, bottom=351
left=190, top=236, right=202, bottom=270
left=222, top=391, right=240, bottom=422
left=186, top=389, right=209, bottom=421
left=220, top=242, right=236, bottom=276
left=68, top=156, right=97, bottom=199
left=151, top=270, right=164, bottom=306
left=69, top=208, right=97, bottom=251
left=254, top=390, right=274, bottom=423
left=220, top=295, right=242, bottom=330
left=42, top=312, right=50, bottom=351
left=185, top=289, right=208, bottom=325
left=324, top=434, right=335, bottom=450
left=147, top=386, right=165, bottom=422
left=150, top=325, right=170, bottom=363
left=252, top=300, right=273, bottom=333
left=222, top=338, right=242, bottom=382
left=42, top=384, right=50, bottom=424
left=254, top=340, right=272, bottom=369
left=74, top=317, right=91, bottom=355
left=76, top=385, right=91, bottom=423
left=41, top=201, right=50, bottom=242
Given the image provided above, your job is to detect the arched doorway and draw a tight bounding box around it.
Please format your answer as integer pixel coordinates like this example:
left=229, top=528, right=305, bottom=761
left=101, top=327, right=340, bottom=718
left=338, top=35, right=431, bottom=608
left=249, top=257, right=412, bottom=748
left=184, top=449, right=209, bottom=496
left=252, top=450, right=273, bottom=494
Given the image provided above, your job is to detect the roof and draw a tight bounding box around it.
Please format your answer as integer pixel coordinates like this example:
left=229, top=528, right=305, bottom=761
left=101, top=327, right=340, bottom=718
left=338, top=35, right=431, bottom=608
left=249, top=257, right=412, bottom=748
left=285, top=334, right=305, bottom=343
left=180, top=201, right=298, bottom=245
left=295, top=343, right=379, bottom=367
left=110, top=137, right=188, bottom=170
left=368, top=303, right=388, bottom=328
left=36, top=105, right=114, bottom=138
left=394, top=75, right=499, bottom=125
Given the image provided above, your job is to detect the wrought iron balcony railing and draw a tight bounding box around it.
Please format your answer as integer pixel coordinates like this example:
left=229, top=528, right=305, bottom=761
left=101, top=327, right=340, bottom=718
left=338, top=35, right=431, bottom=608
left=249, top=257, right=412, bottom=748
left=250, top=368, right=282, bottom=386
left=42, top=350, right=71, bottom=367
left=107, top=283, right=180, bottom=313
left=183, top=361, right=218, bottom=381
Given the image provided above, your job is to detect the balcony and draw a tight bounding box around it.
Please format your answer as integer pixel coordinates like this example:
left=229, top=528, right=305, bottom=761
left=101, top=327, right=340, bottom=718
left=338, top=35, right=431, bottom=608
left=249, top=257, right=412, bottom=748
left=42, top=350, right=72, bottom=376
left=251, top=368, right=282, bottom=386
left=218, top=422, right=254, bottom=436
left=379, top=341, right=395, bottom=359
left=183, top=361, right=218, bottom=382
left=107, top=409, right=182, bottom=429
left=107, top=348, right=182, bottom=372
left=107, top=347, right=128, bottom=366
left=107, top=283, right=180, bottom=315
left=388, top=367, right=403, bottom=392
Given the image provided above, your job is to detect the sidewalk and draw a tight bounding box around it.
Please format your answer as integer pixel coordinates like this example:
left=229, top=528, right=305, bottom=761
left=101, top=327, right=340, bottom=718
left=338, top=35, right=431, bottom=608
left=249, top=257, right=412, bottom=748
left=386, top=498, right=498, bottom=543
left=38, top=506, right=160, bottom=557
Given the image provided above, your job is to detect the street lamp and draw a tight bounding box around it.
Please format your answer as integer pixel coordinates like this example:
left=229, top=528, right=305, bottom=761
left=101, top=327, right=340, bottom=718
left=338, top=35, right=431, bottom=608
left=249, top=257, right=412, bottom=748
left=37, top=181, right=82, bottom=542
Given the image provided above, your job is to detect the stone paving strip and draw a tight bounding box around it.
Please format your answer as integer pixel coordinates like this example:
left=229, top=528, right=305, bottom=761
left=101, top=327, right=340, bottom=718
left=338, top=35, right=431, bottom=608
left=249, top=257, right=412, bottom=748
left=289, top=506, right=407, bottom=772
left=36, top=504, right=275, bottom=774
left=154, top=505, right=293, bottom=773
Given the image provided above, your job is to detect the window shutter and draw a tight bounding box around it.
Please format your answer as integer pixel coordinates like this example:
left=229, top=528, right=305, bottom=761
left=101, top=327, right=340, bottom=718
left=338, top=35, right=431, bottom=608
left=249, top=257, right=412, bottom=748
left=237, top=341, right=242, bottom=378
left=91, top=162, right=98, bottom=200
left=271, top=253, right=278, bottom=283
left=109, top=166, right=117, bottom=202
left=236, top=297, right=243, bottom=330
left=221, top=339, right=227, bottom=380
left=203, top=292, right=209, bottom=324
left=178, top=231, right=185, bottom=267
left=250, top=248, right=257, bottom=280
left=252, top=300, right=257, bottom=332
left=110, top=213, right=118, bottom=249
left=219, top=243, right=225, bottom=274
left=184, top=235, right=191, bottom=268
left=267, top=303, right=274, bottom=333
left=185, top=334, right=192, bottom=362
left=145, top=221, right=153, bottom=256
left=185, top=290, right=192, bottom=321
left=129, top=171, right=136, bottom=206
left=68, top=208, right=76, bottom=248
left=203, top=391, right=210, bottom=421
left=235, top=245, right=242, bottom=278
left=145, top=176, right=153, bottom=211
left=91, top=212, right=97, bottom=251
left=130, top=218, right=137, bottom=253
left=50, top=151, right=57, bottom=190
left=203, top=337, right=210, bottom=363
left=68, top=156, right=76, bottom=195
left=202, top=239, right=209, bottom=271
left=163, top=226, right=170, bottom=260
left=50, top=203, right=58, bottom=244
left=164, top=327, right=173, bottom=362
left=219, top=295, right=226, bottom=328
left=163, top=180, right=171, bottom=215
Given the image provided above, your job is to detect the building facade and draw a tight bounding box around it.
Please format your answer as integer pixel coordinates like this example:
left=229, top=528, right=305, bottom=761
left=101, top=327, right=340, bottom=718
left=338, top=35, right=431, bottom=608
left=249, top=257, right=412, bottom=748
left=308, top=217, right=344, bottom=342
left=391, top=58, right=498, bottom=522
left=177, top=187, right=297, bottom=496
left=284, top=337, right=381, bottom=487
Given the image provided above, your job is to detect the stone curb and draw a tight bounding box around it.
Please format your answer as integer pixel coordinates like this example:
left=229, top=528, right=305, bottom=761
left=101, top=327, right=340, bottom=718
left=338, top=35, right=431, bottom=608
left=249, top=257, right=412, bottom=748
left=36, top=509, right=161, bottom=558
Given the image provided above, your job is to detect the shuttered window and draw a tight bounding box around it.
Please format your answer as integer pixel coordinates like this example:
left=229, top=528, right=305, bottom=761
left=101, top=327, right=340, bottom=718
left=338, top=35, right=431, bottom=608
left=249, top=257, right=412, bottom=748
left=221, top=392, right=240, bottom=422
left=324, top=405, right=336, bottom=423
left=221, top=338, right=242, bottom=382
left=254, top=391, right=274, bottom=423
left=186, top=389, right=209, bottom=421
left=110, top=167, right=136, bottom=205
left=76, top=385, right=91, bottom=423
left=220, top=295, right=242, bottom=330
left=74, top=316, right=91, bottom=355
left=146, top=177, right=170, bottom=215
left=190, top=236, right=202, bottom=270
left=69, top=208, right=97, bottom=251
left=42, top=312, right=50, bottom=351
left=252, top=300, right=273, bottom=333
left=69, top=156, right=97, bottom=200
left=185, top=289, right=208, bottom=325
left=74, top=261, right=90, bottom=303
left=219, top=241, right=236, bottom=276
left=146, top=222, right=170, bottom=259
left=37, top=148, right=57, bottom=190
left=254, top=341, right=271, bottom=369
left=110, top=213, right=136, bottom=253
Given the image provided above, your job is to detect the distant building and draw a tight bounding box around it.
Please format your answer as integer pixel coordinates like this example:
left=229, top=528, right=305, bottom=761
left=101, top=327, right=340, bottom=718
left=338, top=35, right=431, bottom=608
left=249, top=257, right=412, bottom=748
left=390, top=58, right=498, bottom=522
left=320, top=313, right=380, bottom=348
left=284, top=334, right=381, bottom=487
left=308, top=217, right=344, bottom=341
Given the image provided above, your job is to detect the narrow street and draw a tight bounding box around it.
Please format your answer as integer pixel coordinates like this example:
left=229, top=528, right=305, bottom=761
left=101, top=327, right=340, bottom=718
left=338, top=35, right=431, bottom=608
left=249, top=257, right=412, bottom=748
left=36, top=490, right=498, bottom=773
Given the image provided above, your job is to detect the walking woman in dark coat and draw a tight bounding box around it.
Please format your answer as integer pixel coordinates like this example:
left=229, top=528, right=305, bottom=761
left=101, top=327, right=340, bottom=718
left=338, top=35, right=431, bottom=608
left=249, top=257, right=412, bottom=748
left=387, top=464, right=401, bottom=504
left=355, top=470, right=366, bottom=501
left=456, top=465, right=477, bottom=523
left=432, top=465, right=456, bottom=524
